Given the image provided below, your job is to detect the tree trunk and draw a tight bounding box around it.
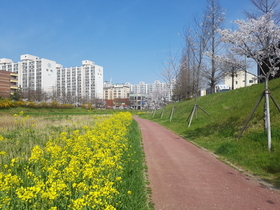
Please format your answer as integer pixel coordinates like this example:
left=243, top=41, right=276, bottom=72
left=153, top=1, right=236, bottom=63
left=264, top=77, right=272, bottom=151
left=231, top=73, right=234, bottom=90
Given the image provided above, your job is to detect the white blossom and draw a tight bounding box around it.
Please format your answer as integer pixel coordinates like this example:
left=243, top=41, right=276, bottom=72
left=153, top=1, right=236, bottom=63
left=218, top=12, right=280, bottom=77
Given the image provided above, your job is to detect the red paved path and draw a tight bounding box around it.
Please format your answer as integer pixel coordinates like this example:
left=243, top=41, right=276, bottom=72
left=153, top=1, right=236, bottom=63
left=134, top=116, right=280, bottom=210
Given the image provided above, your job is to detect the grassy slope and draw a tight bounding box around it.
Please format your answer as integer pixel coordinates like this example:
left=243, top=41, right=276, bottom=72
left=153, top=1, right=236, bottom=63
left=140, top=78, right=280, bottom=188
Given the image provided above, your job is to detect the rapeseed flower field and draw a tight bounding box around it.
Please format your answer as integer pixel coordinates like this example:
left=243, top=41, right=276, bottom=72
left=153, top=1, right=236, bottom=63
left=0, top=112, right=150, bottom=209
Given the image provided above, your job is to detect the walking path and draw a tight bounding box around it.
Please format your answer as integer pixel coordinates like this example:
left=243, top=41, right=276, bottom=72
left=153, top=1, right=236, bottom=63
left=134, top=116, right=280, bottom=210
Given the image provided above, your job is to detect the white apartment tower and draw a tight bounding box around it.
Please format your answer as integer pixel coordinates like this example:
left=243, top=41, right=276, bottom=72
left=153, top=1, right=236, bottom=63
left=56, top=60, right=103, bottom=101
left=20, top=54, right=57, bottom=93
left=0, top=54, right=103, bottom=102
left=0, top=54, right=57, bottom=93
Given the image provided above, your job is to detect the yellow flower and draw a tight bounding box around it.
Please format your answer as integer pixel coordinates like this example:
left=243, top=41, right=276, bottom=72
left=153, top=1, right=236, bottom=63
left=115, top=176, right=122, bottom=181
left=0, top=151, right=7, bottom=156
left=1, top=112, right=135, bottom=209
left=104, top=205, right=117, bottom=210
left=29, top=145, right=44, bottom=162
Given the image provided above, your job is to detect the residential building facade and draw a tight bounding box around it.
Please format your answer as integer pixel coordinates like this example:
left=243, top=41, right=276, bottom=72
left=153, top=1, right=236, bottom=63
left=20, top=54, right=57, bottom=93
left=224, top=70, right=258, bottom=90
left=103, top=82, right=130, bottom=109
left=56, top=60, right=103, bottom=104
left=0, top=70, right=18, bottom=98
left=0, top=55, right=103, bottom=103
left=103, top=83, right=130, bottom=100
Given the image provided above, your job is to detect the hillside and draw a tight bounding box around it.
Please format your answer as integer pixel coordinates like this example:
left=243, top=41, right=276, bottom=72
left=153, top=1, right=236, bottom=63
left=140, top=78, right=280, bottom=188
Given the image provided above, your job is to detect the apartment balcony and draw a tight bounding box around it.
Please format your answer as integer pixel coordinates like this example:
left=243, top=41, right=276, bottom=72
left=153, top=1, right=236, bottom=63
left=10, top=86, right=18, bottom=89
left=10, top=79, right=18, bottom=83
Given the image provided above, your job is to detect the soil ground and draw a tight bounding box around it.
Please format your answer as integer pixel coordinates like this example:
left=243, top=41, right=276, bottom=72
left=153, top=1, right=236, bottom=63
left=134, top=116, right=280, bottom=210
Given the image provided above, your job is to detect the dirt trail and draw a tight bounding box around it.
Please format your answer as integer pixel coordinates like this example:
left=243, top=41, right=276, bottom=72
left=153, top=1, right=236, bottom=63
left=134, top=116, right=280, bottom=210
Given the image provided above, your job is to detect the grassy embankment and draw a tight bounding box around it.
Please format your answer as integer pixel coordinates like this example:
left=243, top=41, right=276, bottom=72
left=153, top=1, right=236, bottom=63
left=140, top=78, right=280, bottom=189
left=0, top=111, right=152, bottom=209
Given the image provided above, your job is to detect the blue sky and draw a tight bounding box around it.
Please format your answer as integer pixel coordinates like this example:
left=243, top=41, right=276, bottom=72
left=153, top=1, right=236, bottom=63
left=0, top=0, right=254, bottom=84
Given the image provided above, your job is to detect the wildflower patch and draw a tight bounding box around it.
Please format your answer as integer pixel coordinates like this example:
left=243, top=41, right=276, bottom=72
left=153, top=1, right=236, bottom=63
left=0, top=112, right=146, bottom=209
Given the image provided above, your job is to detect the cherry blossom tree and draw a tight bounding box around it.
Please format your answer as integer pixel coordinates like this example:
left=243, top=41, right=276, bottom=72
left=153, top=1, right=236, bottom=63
left=160, top=49, right=180, bottom=101
left=144, top=87, right=169, bottom=110
left=218, top=12, right=280, bottom=151
left=219, top=13, right=280, bottom=82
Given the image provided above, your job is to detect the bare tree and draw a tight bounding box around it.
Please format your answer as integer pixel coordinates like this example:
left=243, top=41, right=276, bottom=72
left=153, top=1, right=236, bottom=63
left=175, top=13, right=210, bottom=101
left=244, top=0, right=280, bottom=24
left=49, top=86, right=59, bottom=102
left=22, top=88, right=48, bottom=102
left=175, top=36, right=194, bottom=101
left=204, top=0, right=226, bottom=94
left=185, top=13, right=210, bottom=97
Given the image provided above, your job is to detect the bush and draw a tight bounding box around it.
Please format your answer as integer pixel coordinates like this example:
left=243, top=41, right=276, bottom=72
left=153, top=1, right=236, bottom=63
left=14, top=100, right=27, bottom=107
left=49, top=100, right=60, bottom=108
left=26, top=101, right=37, bottom=108
left=81, top=103, right=94, bottom=110
left=0, top=99, right=15, bottom=109
left=38, top=101, right=49, bottom=108
left=61, top=103, right=75, bottom=109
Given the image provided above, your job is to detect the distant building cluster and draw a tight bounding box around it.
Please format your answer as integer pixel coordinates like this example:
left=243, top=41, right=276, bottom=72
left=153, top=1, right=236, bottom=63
left=0, top=54, right=258, bottom=109
left=0, top=54, right=103, bottom=104
left=103, top=80, right=174, bottom=109
left=0, top=54, right=172, bottom=109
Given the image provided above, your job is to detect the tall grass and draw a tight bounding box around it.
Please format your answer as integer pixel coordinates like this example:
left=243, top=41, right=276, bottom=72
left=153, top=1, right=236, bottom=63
left=0, top=106, right=143, bottom=116
left=0, top=112, right=99, bottom=162
left=140, top=78, right=280, bottom=188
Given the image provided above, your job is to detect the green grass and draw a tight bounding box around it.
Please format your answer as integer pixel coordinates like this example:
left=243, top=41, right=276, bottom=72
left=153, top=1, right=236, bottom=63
left=116, top=119, right=154, bottom=210
left=139, top=78, right=280, bottom=188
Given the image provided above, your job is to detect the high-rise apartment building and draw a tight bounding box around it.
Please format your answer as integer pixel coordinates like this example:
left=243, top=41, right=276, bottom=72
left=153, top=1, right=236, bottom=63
left=0, top=55, right=103, bottom=102
left=20, top=54, right=57, bottom=93
left=56, top=60, right=103, bottom=102
left=0, top=55, right=58, bottom=93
